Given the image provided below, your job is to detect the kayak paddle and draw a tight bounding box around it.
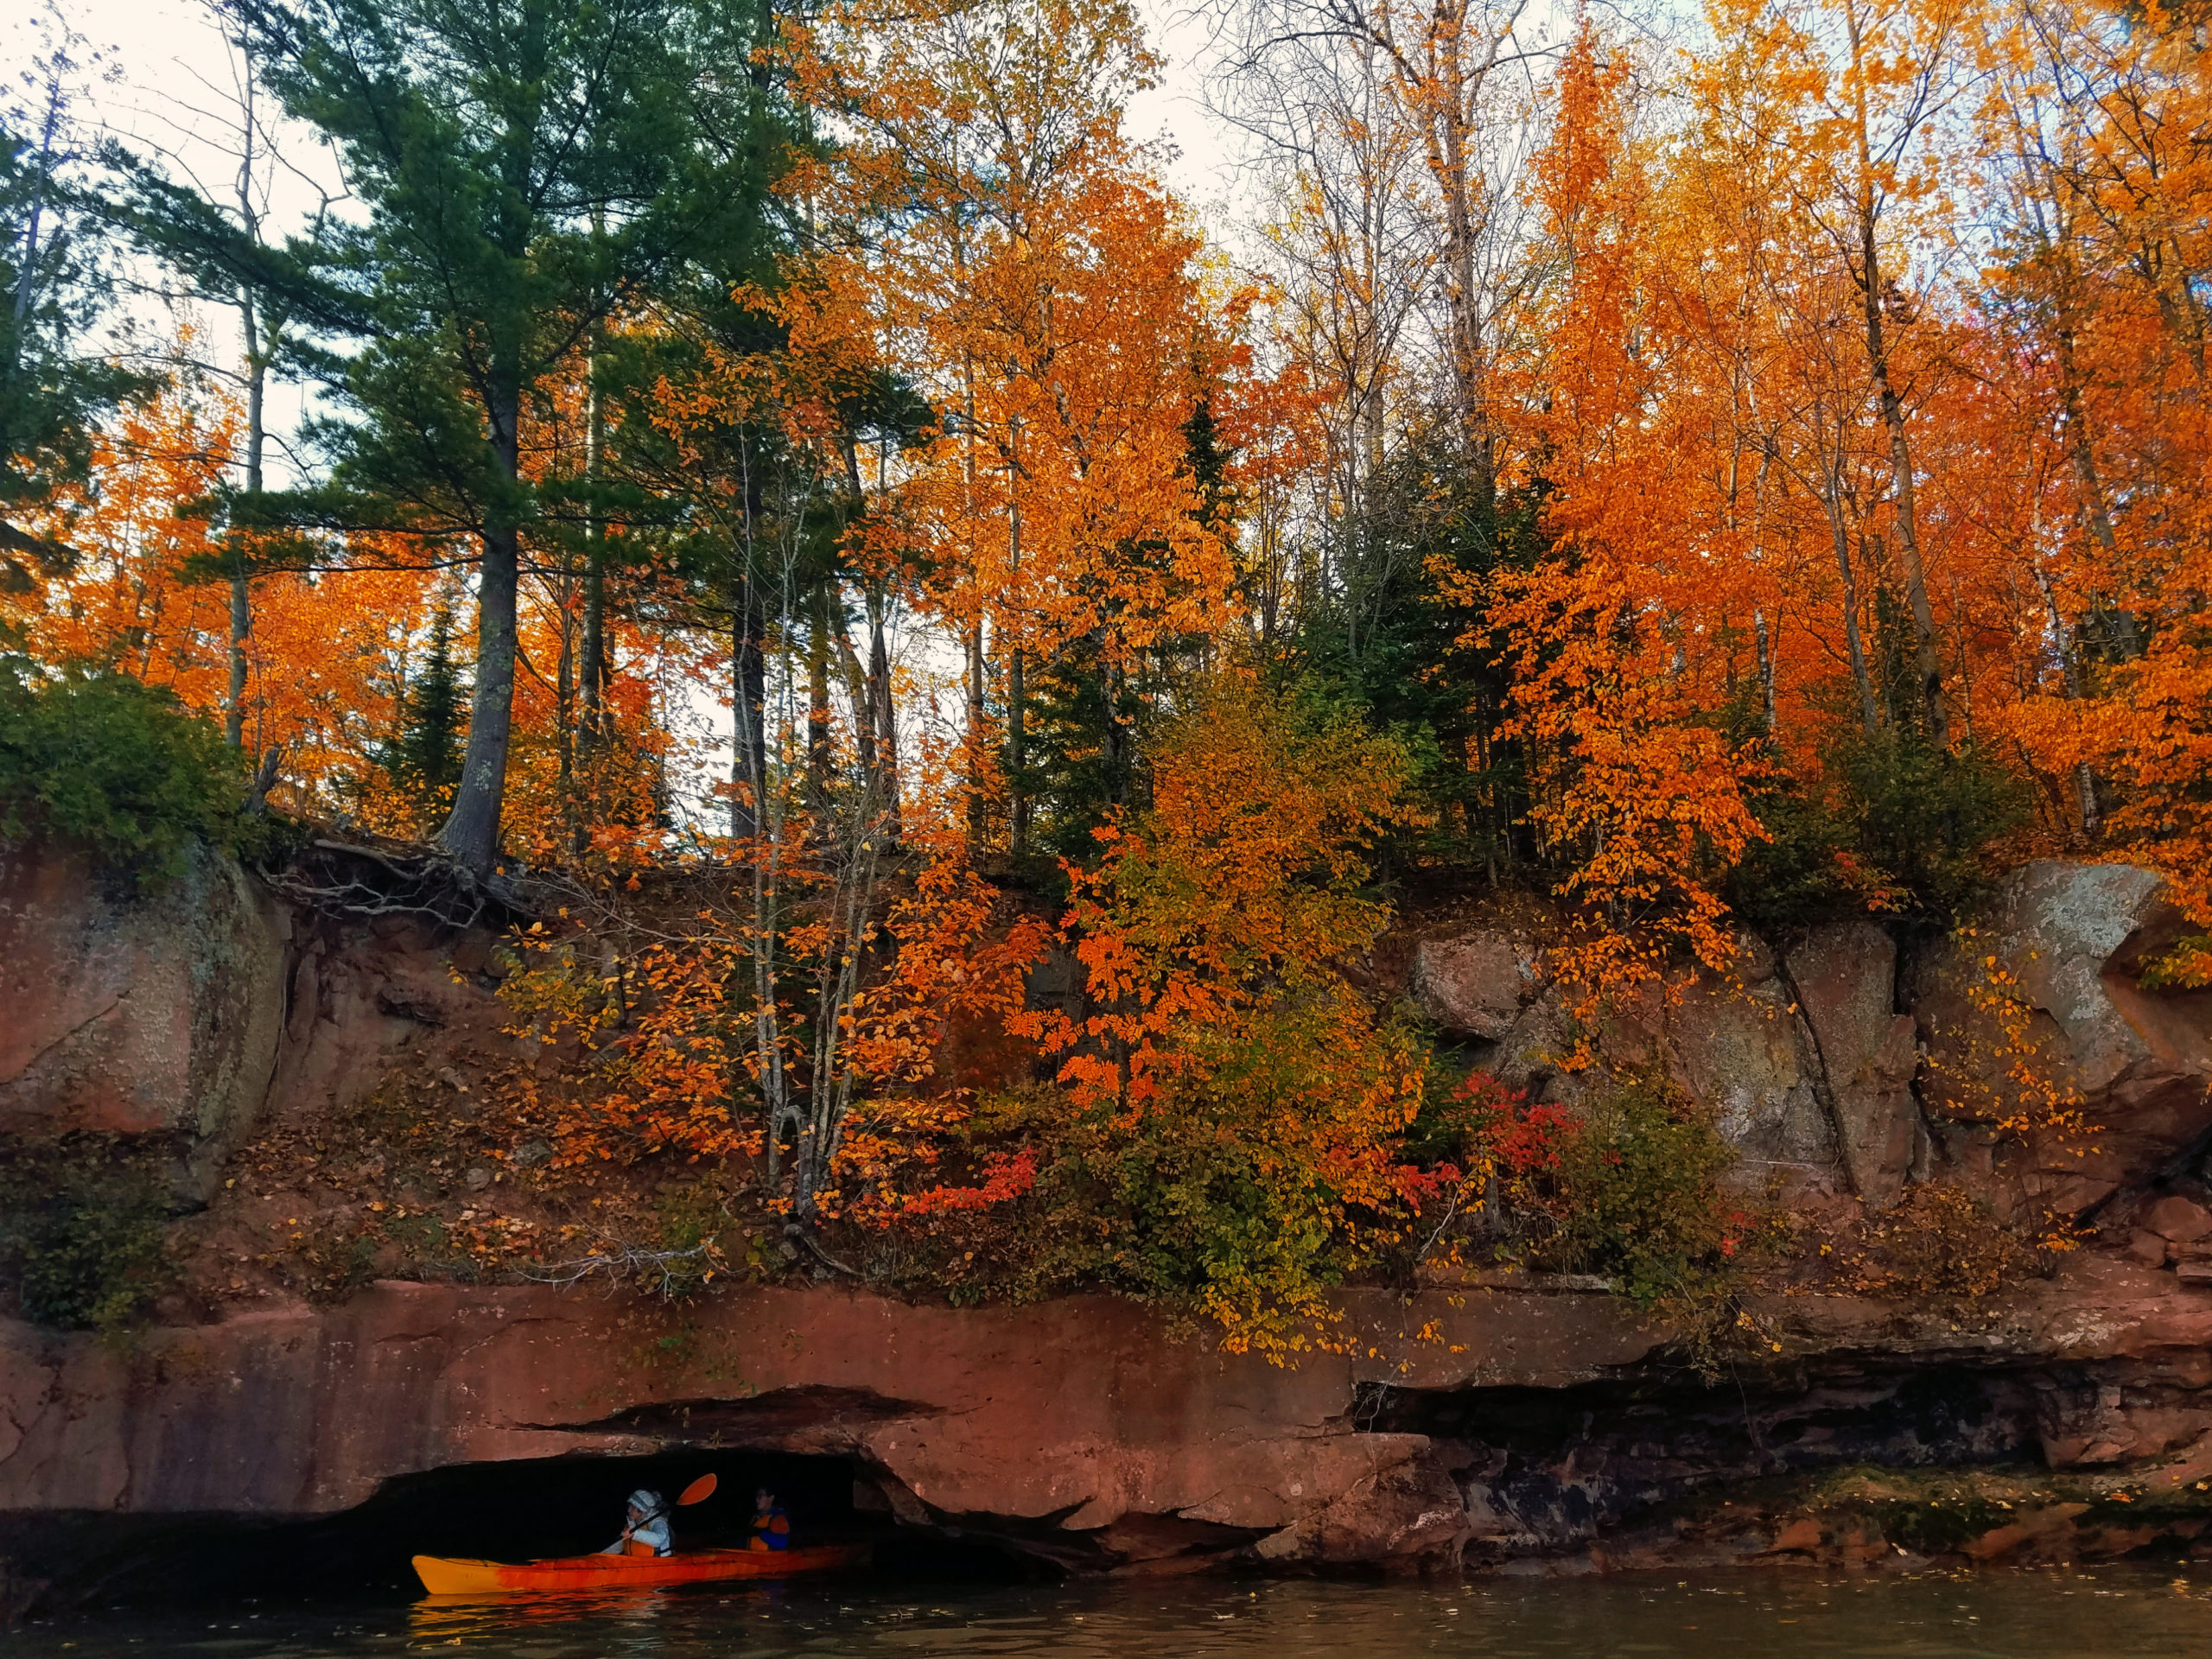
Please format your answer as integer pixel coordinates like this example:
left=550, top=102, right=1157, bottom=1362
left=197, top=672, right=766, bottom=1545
left=678, top=1474, right=718, bottom=1506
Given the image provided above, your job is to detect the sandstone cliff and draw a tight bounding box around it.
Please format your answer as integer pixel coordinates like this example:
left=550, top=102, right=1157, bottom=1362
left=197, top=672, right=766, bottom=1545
left=3, top=840, right=2212, bottom=1610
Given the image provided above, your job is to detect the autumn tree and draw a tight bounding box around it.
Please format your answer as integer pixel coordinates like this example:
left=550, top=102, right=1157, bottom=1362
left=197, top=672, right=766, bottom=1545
left=1481, top=21, right=1769, bottom=995
left=790, top=0, right=1248, bottom=859
left=1013, top=671, right=1432, bottom=1348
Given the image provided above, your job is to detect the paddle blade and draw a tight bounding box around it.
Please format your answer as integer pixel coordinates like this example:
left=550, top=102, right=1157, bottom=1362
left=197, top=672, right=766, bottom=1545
left=678, top=1474, right=717, bottom=1506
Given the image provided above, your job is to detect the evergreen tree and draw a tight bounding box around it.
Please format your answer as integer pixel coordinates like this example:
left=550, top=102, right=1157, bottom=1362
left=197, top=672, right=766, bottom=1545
left=389, top=599, right=467, bottom=822
left=213, top=0, right=786, bottom=871
left=1, top=14, right=150, bottom=592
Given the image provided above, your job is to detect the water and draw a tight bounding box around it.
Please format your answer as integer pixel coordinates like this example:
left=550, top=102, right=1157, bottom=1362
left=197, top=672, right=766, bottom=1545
left=12, top=1571, right=2212, bottom=1659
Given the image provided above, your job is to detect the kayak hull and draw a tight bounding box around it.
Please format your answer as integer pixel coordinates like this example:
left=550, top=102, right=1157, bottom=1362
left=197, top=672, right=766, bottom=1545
left=411, top=1542, right=869, bottom=1596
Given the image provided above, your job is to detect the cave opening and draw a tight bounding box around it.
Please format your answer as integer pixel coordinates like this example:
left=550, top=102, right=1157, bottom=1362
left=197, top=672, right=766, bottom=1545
left=20, top=1449, right=1039, bottom=1611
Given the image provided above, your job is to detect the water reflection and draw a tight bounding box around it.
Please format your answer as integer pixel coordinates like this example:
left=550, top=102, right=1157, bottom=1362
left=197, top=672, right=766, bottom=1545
left=408, top=1587, right=675, bottom=1644
left=16, top=1569, right=2212, bottom=1658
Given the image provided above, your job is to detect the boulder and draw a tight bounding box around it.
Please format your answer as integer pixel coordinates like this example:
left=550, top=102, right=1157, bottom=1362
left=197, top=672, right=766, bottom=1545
left=1471, top=939, right=1846, bottom=1180
left=0, top=840, right=287, bottom=1201
left=2145, top=1196, right=2212, bottom=1243
left=1665, top=969, right=1840, bottom=1180
left=1784, top=922, right=1923, bottom=1209
left=1910, top=861, right=2212, bottom=1216
left=1410, top=930, right=1540, bottom=1041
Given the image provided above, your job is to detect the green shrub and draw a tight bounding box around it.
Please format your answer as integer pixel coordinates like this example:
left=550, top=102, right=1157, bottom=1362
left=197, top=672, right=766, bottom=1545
left=0, top=664, right=264, bottom=887
left=1729, top=729, right=2024, bottom=930
left=874, top=999, right=1436, bottom=1351
left=0, top=1142, right=175, bottom=1332
left=1469, top=1071, right=1745, bottom=1309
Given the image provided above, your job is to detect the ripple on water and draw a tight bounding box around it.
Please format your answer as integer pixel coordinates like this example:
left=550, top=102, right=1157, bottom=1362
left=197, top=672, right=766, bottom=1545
left=14, top=1568, right=2212, bottom=1658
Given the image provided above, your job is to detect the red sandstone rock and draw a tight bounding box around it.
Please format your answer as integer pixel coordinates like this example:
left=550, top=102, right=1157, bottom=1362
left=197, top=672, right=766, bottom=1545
left=1785, top=922, right=1923, bottom=1209
left=1961, top=1503, right=2088, bottom=1562
left=0, top=841, right=286, bottom=1198
left=2127, top=1230, right=2171, bottom=1267
left=1911, top=861, right=2212, bottom=1218
left=0, top=1281, right=1658, bottom=1572
left=1835, top=1522, right=1887, bottom=1567
left=2145, top=1196, right=2212, bottom=1243
left=1763, top=1517, right=1823, bottom=1554
left=1408, top=931, right=1538, bottom=1041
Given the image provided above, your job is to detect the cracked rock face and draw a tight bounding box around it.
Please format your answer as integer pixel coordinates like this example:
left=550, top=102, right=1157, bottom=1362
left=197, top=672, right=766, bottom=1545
left=0, top=842, right=288, bottom=1202
left=1910, top=860, right=2212, bottom=1217
left=1410, top=931, right=1541, bottom=1042
left=1415, top=862, right=2212, bottom=1217
left=1784, top=922, right=1923, bottom=1211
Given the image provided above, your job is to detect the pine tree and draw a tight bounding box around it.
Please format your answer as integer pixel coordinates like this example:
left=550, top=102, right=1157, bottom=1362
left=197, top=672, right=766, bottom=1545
left=388, top=599, right=466, bottom=823
left=208, top=0, right=787, bottom=871
left=1, top=13, right=150, bottom=588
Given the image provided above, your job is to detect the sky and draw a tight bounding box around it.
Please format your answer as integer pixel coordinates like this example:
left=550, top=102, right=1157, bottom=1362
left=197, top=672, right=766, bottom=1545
left=13, top=0, right=1243, bottom=249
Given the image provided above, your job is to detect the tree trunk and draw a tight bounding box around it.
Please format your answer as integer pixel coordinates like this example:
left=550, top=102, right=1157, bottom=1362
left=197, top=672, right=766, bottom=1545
left=1821, top=447, right=1880, bottom=738
left=2051, top=321, right=2142, bottom=661
left=1431, top=0, right=1496, bottom=505
left=437, top=375, right=523, bottom=873
left=578, top=328, right=608, bottom=772
left=227, top=315, right=261, bottom=750
left=1753, top=606, right=1777, bottom=737
left=965, top=617, right=987, bottom=843
left=807, top=582, right=833, bottom=816
left=2033, top=560, right=2099, bottom=840
left=1847, top=0, right=1947, bottom=749
left=555, top=575, right=575, bottom=841
left=1007, top=467, right=1027, bottom=857
left=731, top=572, right=766, bottom=841
left=867, top=585, right=901, bottom=843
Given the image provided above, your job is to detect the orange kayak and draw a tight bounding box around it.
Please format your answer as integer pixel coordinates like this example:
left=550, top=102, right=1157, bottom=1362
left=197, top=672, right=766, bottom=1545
left=412, top=1542, right=869, bottom=1596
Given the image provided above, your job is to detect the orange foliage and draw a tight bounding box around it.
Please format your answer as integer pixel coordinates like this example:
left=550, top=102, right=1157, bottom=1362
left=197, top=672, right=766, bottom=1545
left=1477, top=25, right=1769, bottom=1011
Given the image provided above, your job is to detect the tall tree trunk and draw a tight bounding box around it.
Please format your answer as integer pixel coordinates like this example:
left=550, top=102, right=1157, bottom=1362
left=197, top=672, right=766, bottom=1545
left=438, top=375, right=523, bottom=873
left=731, top=571, right=766, bottom=842
left=2051, top=320, right=2142, bottom=661
left=2033, top=561, right=2099, bottom=840
left=1847, top=0, right=1947, bottom=749
left=1821, top=439, right=1880, bottom=737
left=227, top=65, right=269, bottom=753
left=1754, top=607, right=1777, bottom=737
left=867, top=585, right=901, bottom=843
left=1006, top=453, right=1027, bottom=857
left=807, top=582, right=833, bottom=815
left=228, top=304, right=263, bottom=750
left=555, top=575, right=575, bottom=842
left=834, top=615, right=876, bottom=783
left=577, top=326, right=608, bottom=772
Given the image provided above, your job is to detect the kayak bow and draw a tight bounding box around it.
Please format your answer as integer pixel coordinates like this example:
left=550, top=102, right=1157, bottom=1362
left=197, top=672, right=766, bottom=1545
left=411, top=1542, right=869, bottom=1596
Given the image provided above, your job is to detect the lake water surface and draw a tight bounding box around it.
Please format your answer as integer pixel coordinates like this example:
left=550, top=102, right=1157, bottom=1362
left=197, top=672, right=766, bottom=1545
left=12, top=1570, right=2212, bottom=1659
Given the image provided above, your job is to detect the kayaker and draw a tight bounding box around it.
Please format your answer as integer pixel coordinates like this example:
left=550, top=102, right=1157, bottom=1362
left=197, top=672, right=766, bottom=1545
left=603, top=1489, right=674, bottom=1557
left=747, top=1486, right=791, bottom=1552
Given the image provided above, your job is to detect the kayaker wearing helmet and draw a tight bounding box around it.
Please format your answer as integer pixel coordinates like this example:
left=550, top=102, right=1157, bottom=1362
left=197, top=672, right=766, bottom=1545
left=602, top=1489, right=674, bottom=1557
left=747, top=1486, right=791, bottom=1552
